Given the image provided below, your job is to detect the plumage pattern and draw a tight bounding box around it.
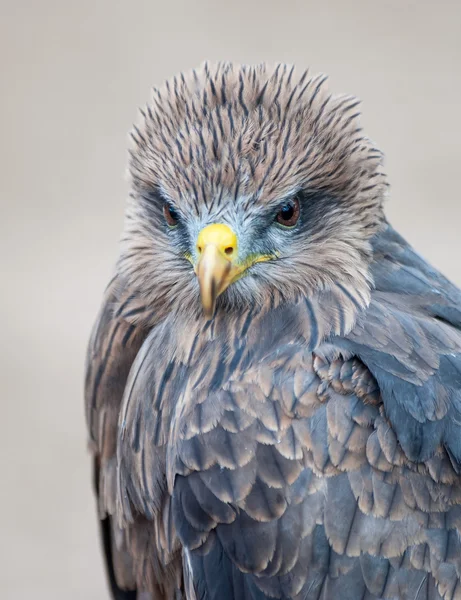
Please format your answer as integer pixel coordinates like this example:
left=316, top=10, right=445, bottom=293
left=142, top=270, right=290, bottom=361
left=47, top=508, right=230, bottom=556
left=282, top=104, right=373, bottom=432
left=85, top=62, right=461, bottom=599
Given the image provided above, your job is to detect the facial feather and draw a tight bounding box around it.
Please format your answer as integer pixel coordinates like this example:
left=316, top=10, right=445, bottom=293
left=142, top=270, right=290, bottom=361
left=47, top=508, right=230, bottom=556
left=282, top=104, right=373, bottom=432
left=118, top=61, right=388, bottom=319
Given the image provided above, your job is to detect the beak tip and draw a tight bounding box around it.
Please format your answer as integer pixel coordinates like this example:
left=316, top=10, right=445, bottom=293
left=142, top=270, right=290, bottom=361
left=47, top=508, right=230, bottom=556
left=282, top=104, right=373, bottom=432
left=200, top=296, right=216, bottom=320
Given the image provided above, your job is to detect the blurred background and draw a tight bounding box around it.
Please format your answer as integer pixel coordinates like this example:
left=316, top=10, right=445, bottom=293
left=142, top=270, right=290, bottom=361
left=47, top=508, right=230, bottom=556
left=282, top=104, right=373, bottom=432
left=1, top=1, right=460, bottom=598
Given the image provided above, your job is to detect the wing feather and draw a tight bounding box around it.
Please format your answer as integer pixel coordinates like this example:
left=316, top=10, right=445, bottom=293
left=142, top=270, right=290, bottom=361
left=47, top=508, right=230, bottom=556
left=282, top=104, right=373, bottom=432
left=110, top=224, right=461, bottom=600
left=85, top=277, right=158, bottom=597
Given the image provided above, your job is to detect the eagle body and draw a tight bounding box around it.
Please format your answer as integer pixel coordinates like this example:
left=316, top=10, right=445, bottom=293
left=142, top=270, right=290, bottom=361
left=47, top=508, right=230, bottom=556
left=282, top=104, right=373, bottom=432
left=85, top=63, right=461, bottom=600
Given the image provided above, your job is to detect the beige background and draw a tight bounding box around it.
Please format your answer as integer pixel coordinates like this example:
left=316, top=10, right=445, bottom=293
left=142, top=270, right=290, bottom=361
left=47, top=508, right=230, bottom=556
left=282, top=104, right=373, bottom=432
left=1, top=1, right=460, bottom=598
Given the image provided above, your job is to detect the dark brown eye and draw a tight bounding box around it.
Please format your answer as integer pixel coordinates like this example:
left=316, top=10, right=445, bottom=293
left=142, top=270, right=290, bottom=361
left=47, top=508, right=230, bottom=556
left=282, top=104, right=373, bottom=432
left=276, top=197, right=300, bottom=227
left=163, top=203, right=180, bottom=227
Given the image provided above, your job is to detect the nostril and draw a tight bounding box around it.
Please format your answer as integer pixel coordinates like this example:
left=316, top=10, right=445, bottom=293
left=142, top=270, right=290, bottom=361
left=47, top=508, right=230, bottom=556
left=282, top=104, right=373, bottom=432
left=224, top=247, right=234, bottom=256
left=197, top=245, right=202, bottom=254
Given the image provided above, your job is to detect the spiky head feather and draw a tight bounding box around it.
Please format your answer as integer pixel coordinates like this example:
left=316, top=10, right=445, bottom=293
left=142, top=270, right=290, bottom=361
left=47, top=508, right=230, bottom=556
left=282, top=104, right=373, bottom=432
left=119, top=62, right=388, bottom=322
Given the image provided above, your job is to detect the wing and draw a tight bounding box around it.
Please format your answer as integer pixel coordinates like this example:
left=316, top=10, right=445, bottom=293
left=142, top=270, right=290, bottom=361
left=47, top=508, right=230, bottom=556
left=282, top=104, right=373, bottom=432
left=330, top=224, right=461, bottom=598
left=339, top=224, right=461, bottom=467
left=85, top=276, right=151, bottom=598
left=169, top=350, right=454, bottom=600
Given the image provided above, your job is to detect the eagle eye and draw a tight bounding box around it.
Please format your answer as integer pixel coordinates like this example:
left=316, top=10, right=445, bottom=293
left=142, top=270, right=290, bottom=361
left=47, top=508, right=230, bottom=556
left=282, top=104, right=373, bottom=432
left=163, top=203, right=180, bottom=227
left=276, top=197, right=300, bottom=228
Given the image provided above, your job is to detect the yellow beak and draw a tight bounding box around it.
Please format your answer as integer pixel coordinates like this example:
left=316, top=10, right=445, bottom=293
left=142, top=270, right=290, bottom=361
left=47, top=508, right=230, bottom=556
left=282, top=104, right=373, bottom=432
left=195, top=223, right=243, bottom=318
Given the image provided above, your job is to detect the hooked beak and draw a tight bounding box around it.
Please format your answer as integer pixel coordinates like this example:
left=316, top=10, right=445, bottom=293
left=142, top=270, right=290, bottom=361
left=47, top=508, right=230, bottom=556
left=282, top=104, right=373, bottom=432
left=195, top=224, right=243, bottom=319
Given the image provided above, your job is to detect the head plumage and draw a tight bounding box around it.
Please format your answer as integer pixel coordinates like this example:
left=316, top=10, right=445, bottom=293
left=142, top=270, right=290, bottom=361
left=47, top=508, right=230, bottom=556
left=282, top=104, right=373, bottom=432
left=118, top=62, right=389, bottom=324
left=128, top=61, right=387, bottom=228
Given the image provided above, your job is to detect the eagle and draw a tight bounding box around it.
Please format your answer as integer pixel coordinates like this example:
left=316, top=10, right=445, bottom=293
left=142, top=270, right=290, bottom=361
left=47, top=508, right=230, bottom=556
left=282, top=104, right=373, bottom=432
left=85, top=62, right=461, bottom=600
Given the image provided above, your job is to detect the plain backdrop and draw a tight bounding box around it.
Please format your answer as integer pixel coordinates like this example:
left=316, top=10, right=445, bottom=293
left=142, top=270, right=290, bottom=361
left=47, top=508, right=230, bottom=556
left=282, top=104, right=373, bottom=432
left=1, top=1, right=460, bottom=598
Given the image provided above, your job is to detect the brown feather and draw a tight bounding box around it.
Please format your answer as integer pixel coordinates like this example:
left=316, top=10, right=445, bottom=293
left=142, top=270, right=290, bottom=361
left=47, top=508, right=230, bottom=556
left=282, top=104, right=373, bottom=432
left=85, top=62, right=461, bottom=600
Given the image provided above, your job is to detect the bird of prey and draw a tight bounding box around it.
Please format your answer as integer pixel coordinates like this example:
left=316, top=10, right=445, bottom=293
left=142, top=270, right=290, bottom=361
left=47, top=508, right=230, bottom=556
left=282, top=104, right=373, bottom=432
left=85, top=62, right=461, bottom=600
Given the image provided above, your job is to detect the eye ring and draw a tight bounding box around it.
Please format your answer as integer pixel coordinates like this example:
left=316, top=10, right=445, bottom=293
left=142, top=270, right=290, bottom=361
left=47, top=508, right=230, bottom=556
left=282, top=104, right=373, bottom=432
left=276, top=196, right=300, bottom=228
left=163, top=203, right=180, bottom=227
